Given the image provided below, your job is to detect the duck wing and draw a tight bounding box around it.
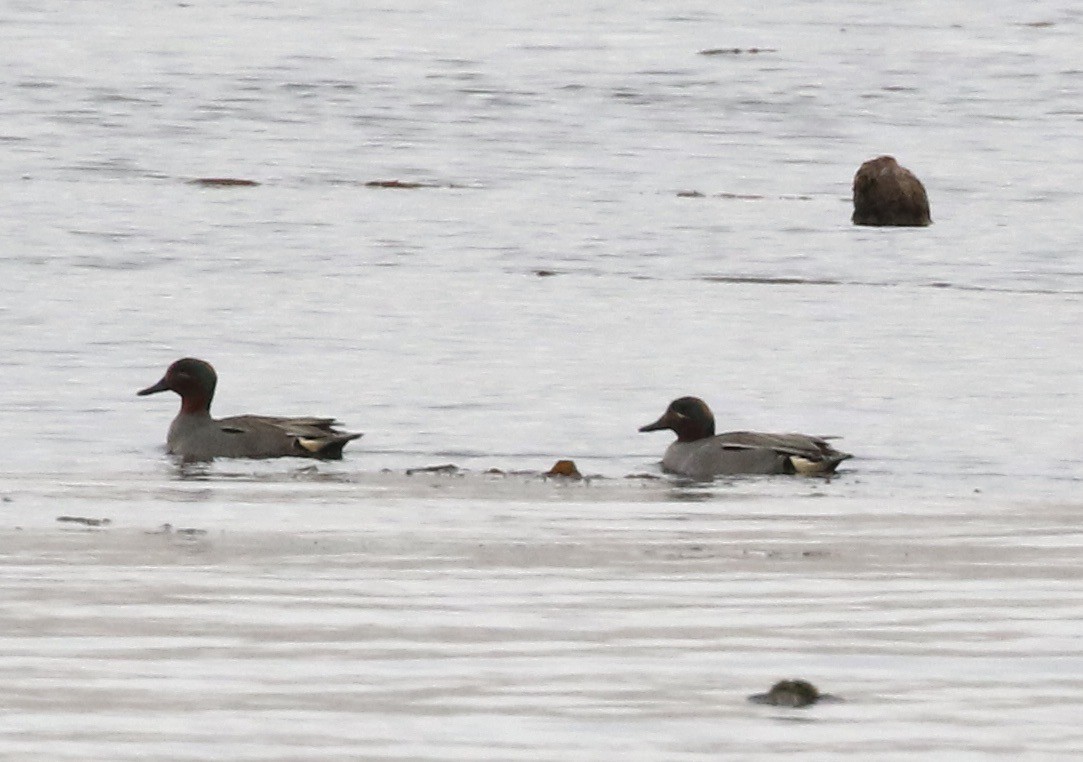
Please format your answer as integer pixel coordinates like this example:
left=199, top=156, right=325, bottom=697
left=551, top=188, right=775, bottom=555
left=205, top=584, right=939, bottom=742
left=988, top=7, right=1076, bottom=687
left=217, top=415, right=362, bottom=459
left=717, top=431, right=852, bottom=474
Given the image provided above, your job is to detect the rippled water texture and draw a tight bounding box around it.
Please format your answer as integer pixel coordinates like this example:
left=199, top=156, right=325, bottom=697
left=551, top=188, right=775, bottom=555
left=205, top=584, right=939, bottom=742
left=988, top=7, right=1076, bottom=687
left=1, top=0, right=1082, bottom=758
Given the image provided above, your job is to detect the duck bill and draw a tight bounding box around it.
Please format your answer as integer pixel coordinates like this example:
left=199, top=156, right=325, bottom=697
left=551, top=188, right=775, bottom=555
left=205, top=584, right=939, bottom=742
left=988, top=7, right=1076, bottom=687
left=137, top=376, right=170, bottom=396
left=638, top=412, right=674, bottom=433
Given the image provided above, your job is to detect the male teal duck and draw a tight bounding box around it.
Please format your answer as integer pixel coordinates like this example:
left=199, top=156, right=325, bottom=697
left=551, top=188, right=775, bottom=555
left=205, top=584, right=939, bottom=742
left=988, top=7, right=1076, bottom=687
left=639, top=396, right=851, bottom=478
left=138, top=358, right=361, bottom=462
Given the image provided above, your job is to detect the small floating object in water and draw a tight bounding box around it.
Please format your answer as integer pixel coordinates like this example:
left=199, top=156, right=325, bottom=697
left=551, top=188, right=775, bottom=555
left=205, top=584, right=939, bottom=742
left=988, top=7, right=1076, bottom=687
left=699, top=47, right=778, bottom=56
left=365, top=179, right=454, bottom=189
left=365, top=179, right=427, bottom=189
left=748, top=679, right=837, bottom=707
left=188, top=177, right=261, bottom=187
left=545, top=459, right=583, bottom=479
left=677, top=190, right=705, bottom=198
left=56, top=516, right=112, bottom=527
left=145, top=523, right=206, bottom=537
left=405, top=463, right=461, bottom=475
left=716, top=191, right=766, bottom=200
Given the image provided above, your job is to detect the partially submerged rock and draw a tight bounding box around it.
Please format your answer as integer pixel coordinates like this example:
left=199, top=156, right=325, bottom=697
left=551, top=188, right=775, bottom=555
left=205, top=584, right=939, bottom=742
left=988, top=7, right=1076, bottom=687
left=852, top=155, right=930, bottom=226
left=748, top=679, right=837, bottom=707
left=545, top=459, right=583, bottom=479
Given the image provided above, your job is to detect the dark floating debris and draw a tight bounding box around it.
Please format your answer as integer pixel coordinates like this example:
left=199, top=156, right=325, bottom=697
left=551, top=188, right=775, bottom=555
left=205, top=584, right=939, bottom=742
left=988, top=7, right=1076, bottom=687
left=188, top=177, right=261, bottom=187
left=703, top=275, right=842, bottom=286
left=748, top=679, right=839, bottom=707
left=699, top=47, right=777, bottom=56
left=852, top=155, right=931, bottom=227
left=717, top=192, right=766, bottom=200
left=146, top=523, right=207, bottom=537
left=405, top=463, right=461, bottom=475
left=534, top=269, right=559, bottom=277
left=676, top=190, right=705, bottom=198
left=365, top=179, right=461, bottom=189
left=56, top=516, right=112, bottom=527
left=545, top=459, right=583, bottom=480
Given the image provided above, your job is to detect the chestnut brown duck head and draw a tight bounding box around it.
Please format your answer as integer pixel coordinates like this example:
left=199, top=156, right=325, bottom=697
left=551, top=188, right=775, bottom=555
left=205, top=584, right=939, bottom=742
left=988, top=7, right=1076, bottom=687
left=138, top=357, right=219, bottom=414
left=638, top=396, right=716, bottom=442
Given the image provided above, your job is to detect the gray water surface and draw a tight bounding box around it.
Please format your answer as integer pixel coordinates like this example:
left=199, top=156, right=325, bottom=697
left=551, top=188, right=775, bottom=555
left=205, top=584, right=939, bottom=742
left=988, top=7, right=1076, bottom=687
left=2, top=0, right=1082, bottom=758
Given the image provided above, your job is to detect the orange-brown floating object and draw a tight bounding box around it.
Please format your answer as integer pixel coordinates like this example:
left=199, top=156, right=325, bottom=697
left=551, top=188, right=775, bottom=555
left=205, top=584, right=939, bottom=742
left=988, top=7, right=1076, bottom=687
left=546, top=459, right=582, bottom=479
left=851, top=155, right=931, bottom=226
left=188, top=177, right=261, bottom=187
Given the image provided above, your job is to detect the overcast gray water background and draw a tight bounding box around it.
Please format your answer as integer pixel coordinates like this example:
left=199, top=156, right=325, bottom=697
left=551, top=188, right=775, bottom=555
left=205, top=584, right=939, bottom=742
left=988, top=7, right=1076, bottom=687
left=1, top=1, right=1082, bottom=758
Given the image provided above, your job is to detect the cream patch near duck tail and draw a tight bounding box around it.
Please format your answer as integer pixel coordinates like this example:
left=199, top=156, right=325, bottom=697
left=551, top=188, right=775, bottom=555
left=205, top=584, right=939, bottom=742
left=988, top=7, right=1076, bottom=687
left=789, top=456, right=827, bottom=475
left=296, top=438, right=325, bottom=453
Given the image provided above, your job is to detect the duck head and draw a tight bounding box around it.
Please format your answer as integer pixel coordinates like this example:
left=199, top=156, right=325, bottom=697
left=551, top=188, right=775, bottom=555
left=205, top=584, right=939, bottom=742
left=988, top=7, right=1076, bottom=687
left=638, top=396, right=715, bottom=442
left=138, top=357, right=218, bottom=414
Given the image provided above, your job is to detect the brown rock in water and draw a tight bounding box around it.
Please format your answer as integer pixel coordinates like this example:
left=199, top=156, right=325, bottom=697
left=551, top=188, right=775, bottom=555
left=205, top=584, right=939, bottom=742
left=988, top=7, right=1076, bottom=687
left=748, top=679, right=830, bottom=707
left=851, top=155, right=931, bottom=227
left=546, top=459, right=583, bottom=479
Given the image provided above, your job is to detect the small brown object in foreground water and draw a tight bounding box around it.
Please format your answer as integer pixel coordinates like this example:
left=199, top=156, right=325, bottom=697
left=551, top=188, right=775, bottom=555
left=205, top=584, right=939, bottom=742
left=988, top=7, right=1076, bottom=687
left=748, top=679, right=835, bottom=707
left=851, top=155, right=931, bottom=227
left=546, top=459, right=583, bottom=479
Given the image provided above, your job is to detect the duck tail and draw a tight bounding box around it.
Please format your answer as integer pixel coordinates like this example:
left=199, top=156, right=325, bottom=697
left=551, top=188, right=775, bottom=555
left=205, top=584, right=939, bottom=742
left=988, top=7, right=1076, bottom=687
left=790, top=451, right=852, bottom=476
left=296, top=432, right=363, bottom=460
